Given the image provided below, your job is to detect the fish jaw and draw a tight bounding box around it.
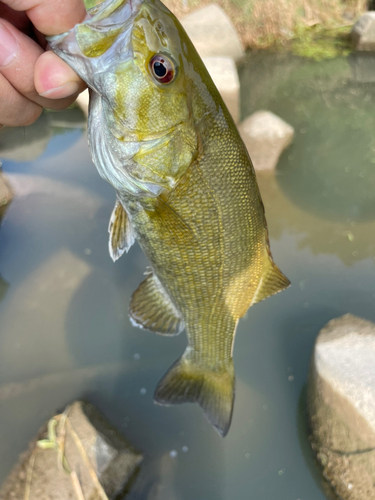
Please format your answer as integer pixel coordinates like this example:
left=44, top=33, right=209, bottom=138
left=47, top=0, right=143, bottom=95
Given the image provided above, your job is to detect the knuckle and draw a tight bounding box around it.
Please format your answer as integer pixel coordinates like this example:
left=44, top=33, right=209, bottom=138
left=0, top=74, right=43, bottom=127
left=18, top=105, right=43, bottom=126
left=3, top=103, right=42, bottom=127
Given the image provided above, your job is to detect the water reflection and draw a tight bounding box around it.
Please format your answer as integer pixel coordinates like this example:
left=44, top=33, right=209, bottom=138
left=258, top=172, right=375, bottom=266
left=0, top=107, right=85, bottom=162
left=1, top=51, right=375, bottom=499
left=239, top=52, right=375, bottom=223
left=0, top=275, right=8, bottom=303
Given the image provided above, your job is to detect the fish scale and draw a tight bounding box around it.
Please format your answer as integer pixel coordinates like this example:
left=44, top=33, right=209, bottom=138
left=49, top=0, right=290, bottom=436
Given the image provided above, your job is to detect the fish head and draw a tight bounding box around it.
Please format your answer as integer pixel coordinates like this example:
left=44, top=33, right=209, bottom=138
left=50, top=2, right=196, bottom=139
left=48, top=0, right=219, bottom=196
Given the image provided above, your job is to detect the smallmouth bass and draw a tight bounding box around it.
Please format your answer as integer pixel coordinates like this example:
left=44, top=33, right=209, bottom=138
left=49, top=0, right=290, bottom=436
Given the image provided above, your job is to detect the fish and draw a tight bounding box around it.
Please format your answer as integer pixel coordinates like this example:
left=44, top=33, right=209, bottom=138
left=48, top=0, right=290, bottom=436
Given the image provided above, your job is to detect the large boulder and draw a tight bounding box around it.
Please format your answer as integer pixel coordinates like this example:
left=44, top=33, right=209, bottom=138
left=308, top=314, right=375, bottom=500
left=238, top=111, right=294, bottom=171
left=181, top=4, right=244, bottom=61
left=352, top=12, right=375, bottom=51
left=203, top=57, right=240, bottom=123
left=0, top=401, right=142, bottom=500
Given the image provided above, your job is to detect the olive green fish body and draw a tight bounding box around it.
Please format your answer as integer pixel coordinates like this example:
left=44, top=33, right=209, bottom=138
left=126, top=106, right=286, bottom=434
left=48, top=0, right=290, bottom=436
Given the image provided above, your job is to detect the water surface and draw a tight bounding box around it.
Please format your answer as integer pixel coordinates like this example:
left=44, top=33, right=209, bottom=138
left=1, top=52, right=375, bottom=499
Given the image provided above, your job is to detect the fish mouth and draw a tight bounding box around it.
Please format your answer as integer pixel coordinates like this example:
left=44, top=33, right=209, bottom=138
left=47, top=0, right=143, bottom=84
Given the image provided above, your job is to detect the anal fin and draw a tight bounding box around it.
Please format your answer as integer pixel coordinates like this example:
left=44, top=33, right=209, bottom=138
left=252, top=261, right=290, bottom=306
left=129, top=274, right=184, bottom=336
left=108, top=200, right=135, bottom=262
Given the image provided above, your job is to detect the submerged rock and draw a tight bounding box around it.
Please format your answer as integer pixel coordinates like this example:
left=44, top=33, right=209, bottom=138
left=0, top=401, right=142, bottom=500
left=352, top=12, right=375, bottom=51
left=203, top=57, right=240, bottom=123
left=181, top=4, right=244, bottom=61
left=238, top=111, right=294, bottom=171
left=0, top=172, right=13, bottom=219
left=349, top=51, right=375, bottom=83
left=308, top=314, right=375, bottom=500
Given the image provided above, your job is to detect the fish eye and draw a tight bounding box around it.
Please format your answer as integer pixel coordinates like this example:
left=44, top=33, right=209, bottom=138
left=149, top=54, right=176, bottom=85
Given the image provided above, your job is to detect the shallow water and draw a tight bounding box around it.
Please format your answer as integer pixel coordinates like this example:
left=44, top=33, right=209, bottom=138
left=1, top=52, right=375, bottom=499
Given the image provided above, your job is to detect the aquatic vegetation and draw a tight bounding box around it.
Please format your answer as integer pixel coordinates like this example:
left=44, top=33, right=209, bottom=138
left=290, top=24, right=353, bottom=60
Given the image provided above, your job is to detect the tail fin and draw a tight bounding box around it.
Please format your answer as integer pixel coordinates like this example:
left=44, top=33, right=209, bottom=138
left=154, top=354, right=235, bottom=437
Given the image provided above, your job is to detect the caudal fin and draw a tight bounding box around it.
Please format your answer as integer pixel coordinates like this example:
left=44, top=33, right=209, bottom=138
left=154, top=355, right=235, bottom=437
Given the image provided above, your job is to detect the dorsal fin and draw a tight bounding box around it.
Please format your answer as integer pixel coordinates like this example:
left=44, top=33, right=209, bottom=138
left=108, top=200, right=135, bottom=262
left=129, top=274, right=184, bottom=336
left=251, top=261, right=290, bottom=306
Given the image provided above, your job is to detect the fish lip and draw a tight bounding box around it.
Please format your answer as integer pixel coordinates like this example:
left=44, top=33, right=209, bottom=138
left=47, top=0, right=142, bottom=50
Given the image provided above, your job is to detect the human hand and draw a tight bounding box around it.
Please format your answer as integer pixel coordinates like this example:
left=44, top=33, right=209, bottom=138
left=0, top=0, right=87, bottom=128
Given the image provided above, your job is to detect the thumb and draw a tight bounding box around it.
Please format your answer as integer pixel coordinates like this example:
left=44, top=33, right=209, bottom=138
left=1, top=0, right=87, bottom=36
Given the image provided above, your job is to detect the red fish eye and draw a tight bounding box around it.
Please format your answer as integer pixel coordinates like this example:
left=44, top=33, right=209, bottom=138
left=150, top=54, right=175, bottom=84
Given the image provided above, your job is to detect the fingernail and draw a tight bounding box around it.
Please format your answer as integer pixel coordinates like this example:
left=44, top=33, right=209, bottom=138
left=39, top=81, right=80, bottom=98
left=0, top=22, right=19, bottom=67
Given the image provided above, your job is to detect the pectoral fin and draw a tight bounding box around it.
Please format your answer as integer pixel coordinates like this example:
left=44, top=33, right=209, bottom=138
left=129, top=274, right=184, bottom=336
left=153, top=197, right=196, bottom=243
left=108, top=200, right=135, bottom=262
left=251, top=261, right=290, bottom=306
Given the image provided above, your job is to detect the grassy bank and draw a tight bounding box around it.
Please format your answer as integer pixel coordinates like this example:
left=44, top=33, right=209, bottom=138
left=83, top=0, right=369, bottom=59
left=164, top=0, right=368, bottom=58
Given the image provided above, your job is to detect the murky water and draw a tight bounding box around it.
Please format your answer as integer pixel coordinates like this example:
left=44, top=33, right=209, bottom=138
left=1, top=52, right=375, bottom=499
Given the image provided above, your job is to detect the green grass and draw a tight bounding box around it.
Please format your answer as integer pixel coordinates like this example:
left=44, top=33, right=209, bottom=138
left=290, top=24, right=353, bottom=60
left=82, top=0, right=366, bottom=60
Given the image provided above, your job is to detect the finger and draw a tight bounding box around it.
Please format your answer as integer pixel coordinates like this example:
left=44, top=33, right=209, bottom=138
left=0, top=73, right=42, bottom=126
left=35, top=51, right=86, bottom=99
left=1, top=0, right=87, bottom=35
left=0, top=19, right=84, bottom=109
left=0, top=3, right=30, bottom=32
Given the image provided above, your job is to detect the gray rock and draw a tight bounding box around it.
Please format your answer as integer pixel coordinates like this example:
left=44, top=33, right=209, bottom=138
left=181, top=4, right=244, bottom=61
left=308, top=314, right=375, bottom=500
left=0, top=248, right=92, bottom=380
left=238, top=111, right=294, bottom=171
left=0, top=172, right=13, bottom=219
left=352, top=12, right=375, bottom=51
left=0, top=401, right=142, bottom=500
left=203, top=57, right=240, bottom=122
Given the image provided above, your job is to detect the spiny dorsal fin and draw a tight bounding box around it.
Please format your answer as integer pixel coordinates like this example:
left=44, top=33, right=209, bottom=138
left=129, top=274, right=184, bottom=336
left=251, top=261, right=290, bottom=306
left=108, top=200, right=135, bottom=262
